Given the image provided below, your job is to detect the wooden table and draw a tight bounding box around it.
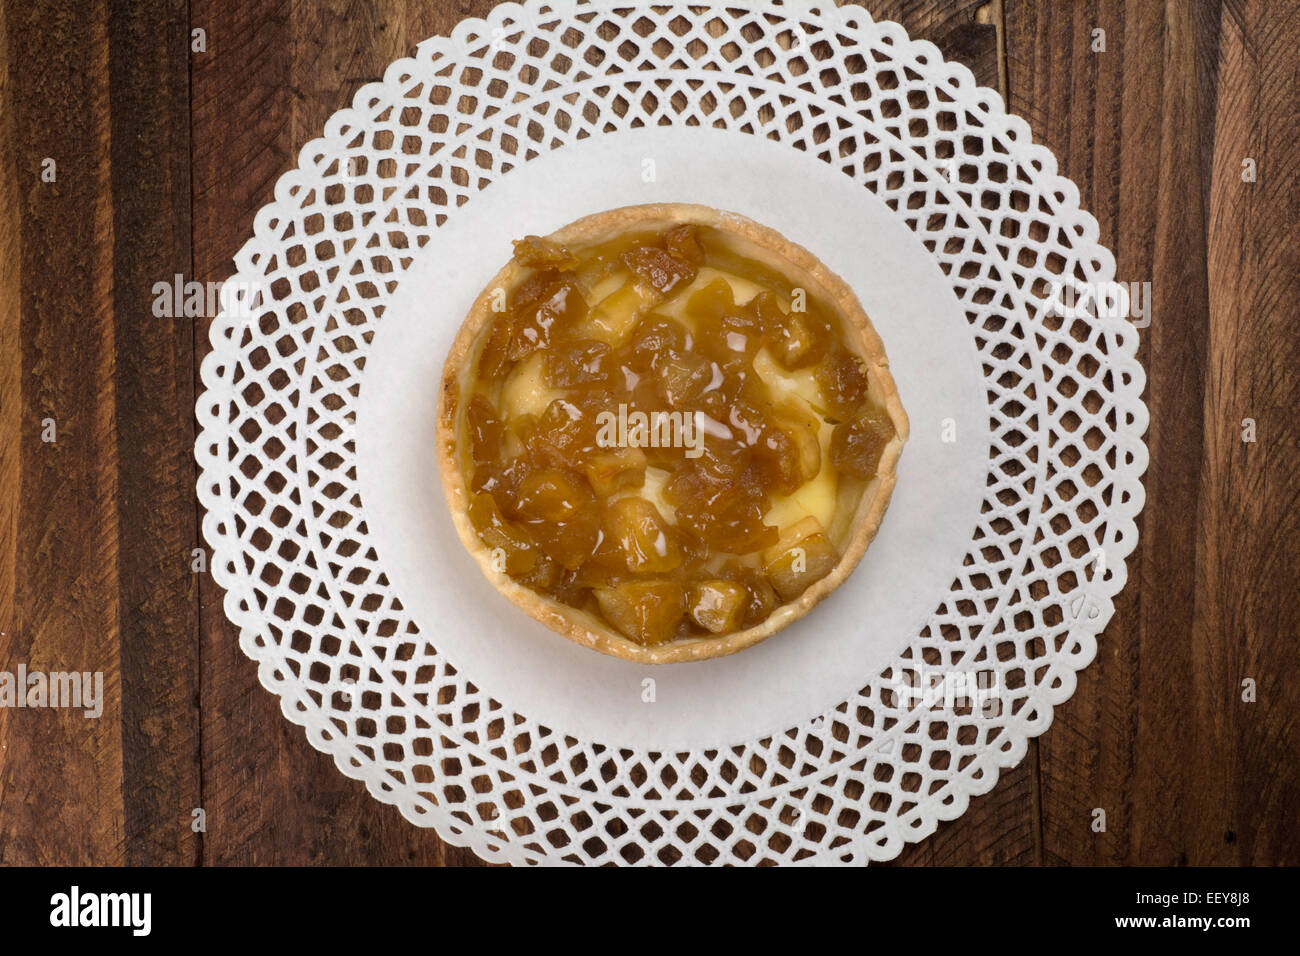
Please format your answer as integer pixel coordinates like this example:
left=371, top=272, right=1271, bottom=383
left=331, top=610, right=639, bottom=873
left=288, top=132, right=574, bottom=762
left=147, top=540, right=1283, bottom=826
left=1, top=0, right=1295, bottom=866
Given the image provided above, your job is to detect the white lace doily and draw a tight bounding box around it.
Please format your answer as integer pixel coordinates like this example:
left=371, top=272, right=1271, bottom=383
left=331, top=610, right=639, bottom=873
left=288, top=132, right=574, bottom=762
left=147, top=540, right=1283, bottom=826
left=196, top=0, right=1148, bottom=865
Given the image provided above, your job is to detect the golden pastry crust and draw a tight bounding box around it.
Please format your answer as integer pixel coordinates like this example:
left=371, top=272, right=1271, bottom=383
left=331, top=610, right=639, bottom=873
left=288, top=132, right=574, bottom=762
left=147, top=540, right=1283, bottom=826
left=437, top=203, right=908, bottom=664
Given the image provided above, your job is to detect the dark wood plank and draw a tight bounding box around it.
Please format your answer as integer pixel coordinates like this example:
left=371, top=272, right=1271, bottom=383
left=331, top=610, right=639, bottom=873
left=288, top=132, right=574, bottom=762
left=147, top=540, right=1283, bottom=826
left=0, top=0, right=20, bottom=758
left=0, top=0, right=125, bottom=865
left=1005, top=0, right=1198, bottom=868
left=192, top=0, right=346, bottom=867
left=106, top=0, right=201, bottom=868
left=1198, top=0, right=1300, bottom=865
left=0, top=0, right=200, bottom=866
left=1006, top=0, right=1164, bottom=868
left=0, top=0, right=24, bottom=864
left=1008, top=0, right=1299, bottom=866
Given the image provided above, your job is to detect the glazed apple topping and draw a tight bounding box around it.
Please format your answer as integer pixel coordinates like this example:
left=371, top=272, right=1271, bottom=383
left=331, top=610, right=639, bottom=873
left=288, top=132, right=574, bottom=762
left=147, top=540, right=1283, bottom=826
left=460, top=221, right=896, bottom=646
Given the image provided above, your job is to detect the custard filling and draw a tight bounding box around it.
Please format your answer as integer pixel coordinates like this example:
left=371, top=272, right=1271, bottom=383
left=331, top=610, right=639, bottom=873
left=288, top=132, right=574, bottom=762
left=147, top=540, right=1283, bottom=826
left=458, top=222, right=896, bottom=646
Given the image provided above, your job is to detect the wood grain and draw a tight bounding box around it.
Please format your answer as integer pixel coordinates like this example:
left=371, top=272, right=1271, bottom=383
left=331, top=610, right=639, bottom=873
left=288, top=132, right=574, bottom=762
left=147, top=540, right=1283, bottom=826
left=0, top=0, right=1295, bottom=866
left=1198, top=0, right=1299, bottom=865
left=107, top=0, right=201, bottom=868
left=1006, top=0, right=1299, bottom=865
left=0, top=0, right=124, bottom=865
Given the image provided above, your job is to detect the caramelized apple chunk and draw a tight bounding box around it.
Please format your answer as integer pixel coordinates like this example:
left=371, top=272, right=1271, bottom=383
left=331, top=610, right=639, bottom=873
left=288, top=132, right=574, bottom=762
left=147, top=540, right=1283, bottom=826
left=654, top=348, right=717, bottom=405
left=698, top=309, right=764, bottom=368
left=526, top=398, right=599, bottom=469
left=831, top=406, right=895, bottom=479
left=605, top=497, right=682, bottom=573
left=469, top=457, right=527, bottom=512
left=815, top=346, right=871, bottom=417
left=665, top=224, right=706, bottom=266
left=476, top=311, right=513, bottom=380
left=534, top=510, right=602, bottom=570
left=717, top=561, right=780, bottom=628
left=755, top=292, right=830, bottom=369
left=583, top=446, right=647, bottom=497
left=466, top=395, right=505, bottom=466
left=507, top=278, right=587, bottom=361
left=512, top=235, right=578, bottom=270
left=514, top=468, right=592, bottom=522
left=513, top=551, right=560, bottom=591
left=755, top=402, right=822, bottom=496
left=467, top=492, right=537, bottom=575
left=686, top=277, right=737, bottom=325
left=629, top=315, right=691, bottom=363
left=543, top=339, right=613, bottom=388
left=687, top=580, right=747, bottom=633
left=594, top=580, right=686, bottom=645
left=587, top=279, right=661, bottom=344
left=622, top=245, right=697, bottom=295
left=763, top=516, right=841, bottom=602
left=672, top=475, right=778, bottom=555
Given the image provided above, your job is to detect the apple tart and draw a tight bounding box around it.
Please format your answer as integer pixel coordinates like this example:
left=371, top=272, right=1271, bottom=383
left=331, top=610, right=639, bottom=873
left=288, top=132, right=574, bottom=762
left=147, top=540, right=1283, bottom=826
left=437, top=203, right=908, bottom=663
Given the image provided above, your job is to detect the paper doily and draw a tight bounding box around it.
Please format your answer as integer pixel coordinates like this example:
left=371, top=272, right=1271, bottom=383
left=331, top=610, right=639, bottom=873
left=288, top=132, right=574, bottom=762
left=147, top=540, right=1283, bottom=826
left=196, top=0, right=1148, bottom=865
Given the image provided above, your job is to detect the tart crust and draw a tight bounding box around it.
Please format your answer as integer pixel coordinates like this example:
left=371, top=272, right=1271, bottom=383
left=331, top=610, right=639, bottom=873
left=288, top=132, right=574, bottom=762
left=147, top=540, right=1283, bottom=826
left=437, top=203, right=908, bottom=664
